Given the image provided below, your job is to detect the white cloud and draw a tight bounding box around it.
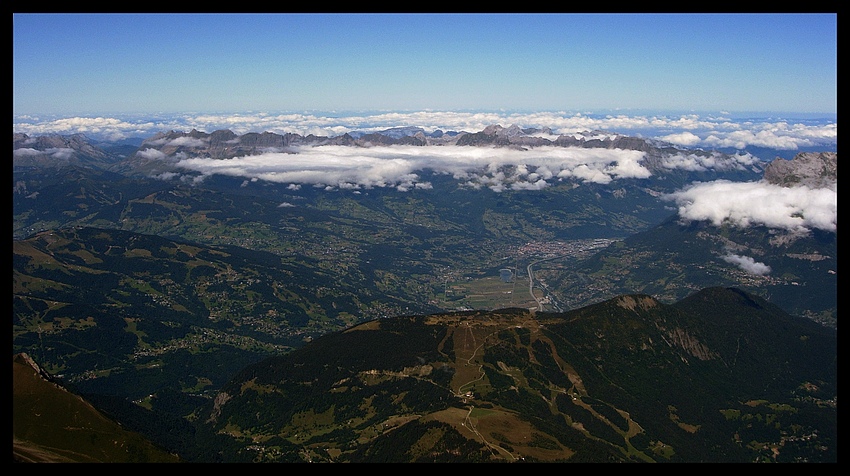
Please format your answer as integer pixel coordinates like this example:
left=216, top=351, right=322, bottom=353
left=722, top=253, right=772, bottom=275
left=167, top=136, right=206, bottom=147
left=659, top=151, right=758, bottom=172
left=153, top=171, right=181, bottom=181
left=13, top=148, right=41, bottom=157
left=659, top=131, right=702, bottom=146
left=136, top=148, right=167, bottom=160
left=703, top=130, right=806, bottom=150
left=13, top=147, right=75, bottom=160
left=12, top=111, right=837, bottom=151
left=12, top=116, right=161, bottom=142
left=665, top=180, right=837, bottom=233
left=174, top=145, right=651, bottom=192
left=46, top=148, right=75, bottom=160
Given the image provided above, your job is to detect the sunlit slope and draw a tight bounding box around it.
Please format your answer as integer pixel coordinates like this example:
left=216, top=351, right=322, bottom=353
left=198, top=288, right=836, bottom=462
left=13, top=353, right=181, bottom=463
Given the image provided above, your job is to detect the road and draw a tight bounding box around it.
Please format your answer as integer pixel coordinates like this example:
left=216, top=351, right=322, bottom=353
left=526, top=256, right=564, bottom=312
left=527, top=262, right=542, bottom=311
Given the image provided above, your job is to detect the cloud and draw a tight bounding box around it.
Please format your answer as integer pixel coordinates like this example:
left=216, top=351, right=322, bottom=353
left=13, top=148, right=41, bottom=157
left=166, top=136, right=207, bottom=147
left=153, top=171, right=181, bottom=181
left=144, top=136, right=206, bottom=147
left=136, top=148, right=167, bottom=160
left=45, top=148, right=75, bottom=160
left=665, top=180, right=837, bottom=233
left=12, top=116, right=161, bottom=142
left=658, top=151, right=758, bottom=172
left=659, top=131, right=702, bottom=146
left=722, top=253, right=772, bottom=275
left=174, top=145, right=651, bottom=192
left=12, top=111, right=837, bottom=151
left=13, top=147, right=75, bottom=160
left=702, top=130, right=808, bottom=150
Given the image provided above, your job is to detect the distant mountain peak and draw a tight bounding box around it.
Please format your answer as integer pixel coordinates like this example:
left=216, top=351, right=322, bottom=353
left=763, top=151, right=837, bottom=188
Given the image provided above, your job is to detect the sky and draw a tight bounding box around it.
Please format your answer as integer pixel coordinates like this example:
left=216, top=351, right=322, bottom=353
left=12, top=13, right=837, bottom=276
left=13, top=13, right=837, bottom=116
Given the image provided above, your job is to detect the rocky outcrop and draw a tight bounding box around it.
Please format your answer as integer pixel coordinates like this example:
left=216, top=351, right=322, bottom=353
left=13, top=133, right=114, bottom=168
left=763, top=152, right=837, bottom=188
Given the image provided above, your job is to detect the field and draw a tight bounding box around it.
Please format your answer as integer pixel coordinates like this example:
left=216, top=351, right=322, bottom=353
left=440, top=274, right=539, bottom=311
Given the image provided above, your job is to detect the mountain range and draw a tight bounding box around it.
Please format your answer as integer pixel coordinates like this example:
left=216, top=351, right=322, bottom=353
left=12, top=125, right=836, bottom=462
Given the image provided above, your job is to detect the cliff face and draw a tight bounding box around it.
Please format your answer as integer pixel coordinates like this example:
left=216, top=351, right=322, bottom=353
left=763, top=152, right=837, bottom=188
left=13, top=133, right=115, bottom=168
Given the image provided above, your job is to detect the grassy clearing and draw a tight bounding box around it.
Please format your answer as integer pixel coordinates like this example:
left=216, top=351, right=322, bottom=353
left=442, top=275, right=537, bottom=311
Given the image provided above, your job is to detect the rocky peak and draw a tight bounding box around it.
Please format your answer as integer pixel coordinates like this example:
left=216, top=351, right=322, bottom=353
left=763, top=152, right=837, bottom=188
left=481, top=124, right=504, bottom=135
left=13, top=132, right=113, bottom=168
left=501, top=124, right=525, bottom=137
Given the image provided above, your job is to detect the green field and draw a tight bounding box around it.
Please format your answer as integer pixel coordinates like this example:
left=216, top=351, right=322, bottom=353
left=441, top=274, right=538, bottom=311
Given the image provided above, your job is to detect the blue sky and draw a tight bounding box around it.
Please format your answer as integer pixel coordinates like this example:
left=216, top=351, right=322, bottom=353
left=13, top=13, right=837, bottom=116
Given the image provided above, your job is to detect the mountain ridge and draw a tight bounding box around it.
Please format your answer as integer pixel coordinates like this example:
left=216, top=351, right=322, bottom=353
left=189, top=286, right=835, bottom=462
left=15, top=286, right=835, bottom=462
left=762, top=151, right=837, bottom=188
left=13, top=352, right=182, bottom=463
left=14, top=124, right=766, bottom=179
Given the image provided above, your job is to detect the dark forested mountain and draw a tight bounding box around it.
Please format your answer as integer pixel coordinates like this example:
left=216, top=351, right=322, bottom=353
left=13, top=288, right=836, bottom=463
left=12, top=128, right=836, bottom=463
left=182, top=288, right=837, bottom=462
left=13, top=226, right=391, bottom=400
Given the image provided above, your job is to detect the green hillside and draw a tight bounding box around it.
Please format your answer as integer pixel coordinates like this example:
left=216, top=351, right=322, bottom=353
left=13, top=353, right=181, bottom=463
left=191, top=288, right=835, bottom=463
left=548, top=215, right=837, bottom=326
left=13, top=226, right=394, bottom=404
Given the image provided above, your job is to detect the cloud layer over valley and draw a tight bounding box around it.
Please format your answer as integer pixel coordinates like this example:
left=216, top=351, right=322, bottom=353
left=173, top=145, right=654, bottom=192
left=14, top=110, right=837, bottom=238
left=13, top=110, right=836, bottom=152
left=168, top=139, right=835, bottom=238
left=666, top=180, right=837, bottom=234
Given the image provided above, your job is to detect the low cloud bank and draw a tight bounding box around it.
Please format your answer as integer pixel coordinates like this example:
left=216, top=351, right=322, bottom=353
left=665, top=180, right=837, bottom=233
left=174, top=143, right=836, bottom=237
left=722, top=253, right=772, bottom=275
left=13, top=147, right=75, bottom=160
left=13, top=110, right=836, bottom=151
left=174, top=145, right=651, bottom=191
